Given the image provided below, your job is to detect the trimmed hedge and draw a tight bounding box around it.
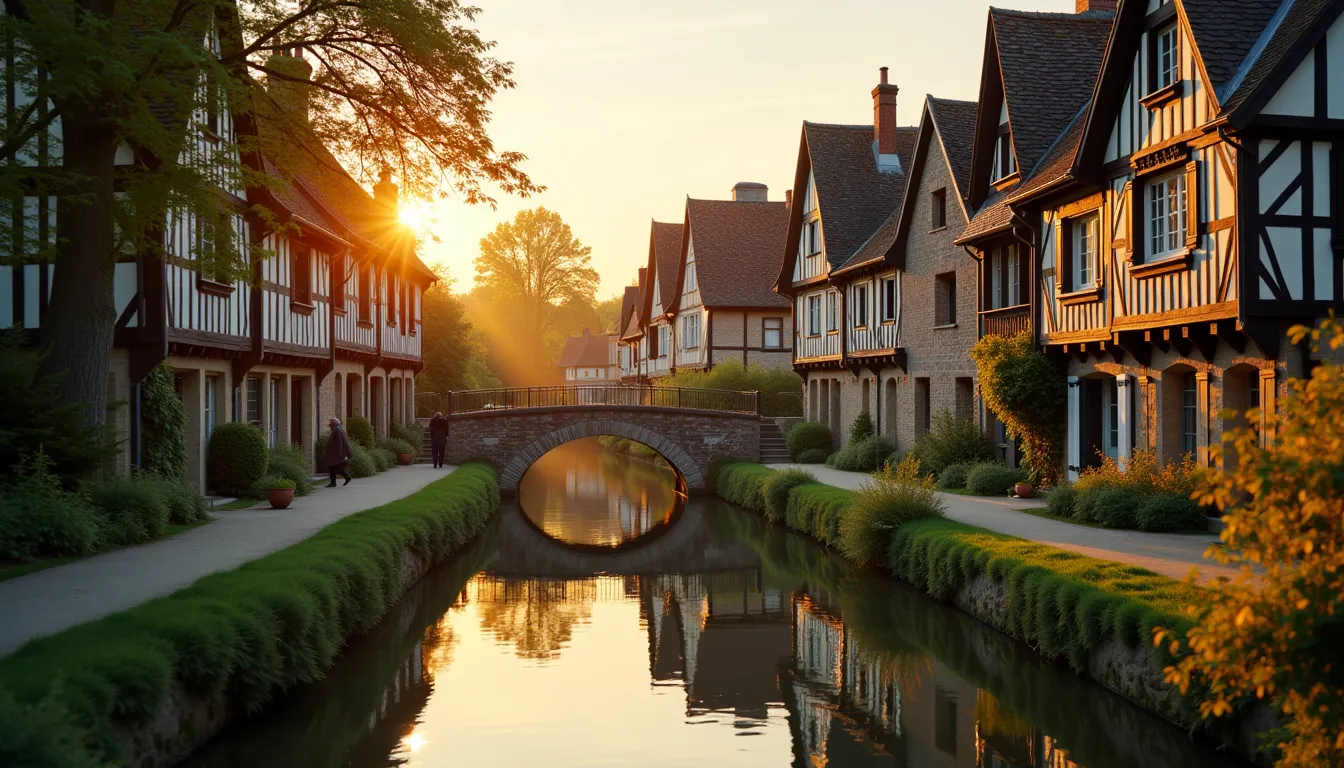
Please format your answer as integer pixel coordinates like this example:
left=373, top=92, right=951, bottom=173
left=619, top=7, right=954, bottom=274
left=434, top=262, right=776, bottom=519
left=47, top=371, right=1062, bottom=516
left=938, top=461, right=976, bottom=490
left=786, top=422, right=833, bottom=460
left=785, top=483, right=855, bottom=545
left=828, top=435, right=896, bottom=472
left=349, top=445, right=379, bottom=478
left=206, top=423, right=268, bottom=496
left=795, top=448, right=828, bottom=464
left=0, top=463, right=500, bottom=766
left=716, top=462, right=775, bottom=514
left=371, top=448, right=397, bottom=472
left=761, top=469, right=815, bottom=523
left=965, top=462, right=1025, bottom=496
left=1135, top=494, right=1206, bottom=533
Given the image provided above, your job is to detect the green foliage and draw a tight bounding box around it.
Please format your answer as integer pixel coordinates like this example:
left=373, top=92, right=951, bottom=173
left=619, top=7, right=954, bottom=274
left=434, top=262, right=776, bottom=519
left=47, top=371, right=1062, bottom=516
left=761, top=469, right=815, bottom=523
left=910, top=410, right=995, bottom=476
left=829, top=435, right=897, bottom=472
left=714, top=462, right=776, bottom=514
left=663, top=359, right=804, bottom=416
left=839, top=456, right=945, bottom=567
left=315, top=431, right=330, bottom=467
left=1135, top=494, right=1206, bottom=533
left=1090, top=488, right=1142, bottom=529
left=206, top=423, right=268, bottom=497
left=938, top=462, right=976, bottom=490
left=259, top=444, right=314, bottom=497
left=378, top=438, right=416, bottom=457
left=785, top=483, right=855, bottom=545
left=849, top=411, right=874, bottom=443
left=0, top=332, right=117, bottom=487
left=371, top=448, right=397, bottom=472
left=0, top=453, right=101, bottom=561
left=139, top=365, right=187, bottom=481
left=144, top=476, right=208, bottom=526
left=795, top=448, right=828, bottom=464
left=391, top=423, right=425, bottom=457
left=0, top=464, right=500, bottom=767
left=348, top=446, right=378, bottom=478
left=259, top=475, right=297, bottom=491
left=418, top=264, right=499, bottom=396
left=965, top=463, right=1026, bottom=496
left=345, top=417, right=376, bottom=451
left=1046, top=482, right=1078, bottom=520
left=786, top=421, right=833, bottom=460
left=88, top=475, right=170, bottom=546
left=970, top=332, right=1066, bottom=485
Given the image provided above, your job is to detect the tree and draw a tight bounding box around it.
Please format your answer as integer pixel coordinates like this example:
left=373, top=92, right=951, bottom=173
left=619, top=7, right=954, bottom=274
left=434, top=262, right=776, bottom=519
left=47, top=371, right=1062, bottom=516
left=416, top=264, right=499, bottom=400
left=473, top=207, right=598, bottom=383
left=3, top=0, right=539, bottom=425
left=1156, top=317, right=1344, bottom=767
left=969, top=331, right=1066, bottom=485
left=595, top=293, right=624, bottom=334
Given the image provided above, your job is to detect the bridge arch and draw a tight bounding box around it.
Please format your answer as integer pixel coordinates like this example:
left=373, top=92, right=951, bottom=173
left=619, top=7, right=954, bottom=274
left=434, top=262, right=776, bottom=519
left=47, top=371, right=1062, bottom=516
left=500, top=419, right=706, bottom=495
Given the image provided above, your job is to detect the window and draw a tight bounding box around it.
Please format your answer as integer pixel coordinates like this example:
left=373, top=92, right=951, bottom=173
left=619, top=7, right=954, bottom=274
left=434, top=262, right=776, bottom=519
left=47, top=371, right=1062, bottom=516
left=994, top=130, right=1016, bottom=181
left=359, top=266, right=372, bottom=322
left=205, top=84, right=222, bottom=138
left=659, top=325, right=670, bottom=357
left=931, top=189, right=947, bottom=230
left=806, top=295, right=822, bottom=336
left=806, top=219, right=821, bottom=255
left=852, top=283, right=869, bottom=328
left=991, top=248, right=1003, bottom=309
left=826, top=290, right=839, bottom=332
left=1181, top=373, right=1197, bottom=456
left=1153, top=24, right=1179, bottom=91
left=293, top=245, right=312, bottom=304
left=1148, top=173, right=1187, bottom=259
left=763, top=317, right=783, bottom=349
left=387, top=273, right=399, bottom=325
left=245, top=376, right=261, bottom=425
left=204, top=375, right=220, bottom=438
left=681, top=313, right=701, bottom=349
left=1007, top=247, right=1020, bottom=306
left=1072, top=213, right=1099, bottom=289
left=879, top=276, right=896, bottom=323
left=1104, top=378, right=1119, bottom=458
left=331, top=252, right=345, bottom=307
left=934, top=272, right=957, bottom=326
left=269, top=377, right=280, bottom=448
left=916, top=378, right=931, bottom=436
left=684, top=261, right=697, bottom=293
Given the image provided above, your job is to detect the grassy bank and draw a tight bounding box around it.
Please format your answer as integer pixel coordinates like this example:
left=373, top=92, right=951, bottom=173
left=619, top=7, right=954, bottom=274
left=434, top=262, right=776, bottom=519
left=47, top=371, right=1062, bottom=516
left=0, top=463, right=500, bottom=767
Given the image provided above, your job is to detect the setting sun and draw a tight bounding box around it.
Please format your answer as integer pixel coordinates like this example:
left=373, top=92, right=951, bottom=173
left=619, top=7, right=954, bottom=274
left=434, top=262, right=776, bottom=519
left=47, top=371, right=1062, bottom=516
left=399, top=199, right=433, bottom=230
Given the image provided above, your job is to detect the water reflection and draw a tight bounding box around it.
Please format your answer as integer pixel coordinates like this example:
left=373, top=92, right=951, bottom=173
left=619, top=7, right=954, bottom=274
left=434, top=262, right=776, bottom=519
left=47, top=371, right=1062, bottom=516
left=517, top=437, right=680, bottom=547
left=184, top=441, right=1248, bottom=768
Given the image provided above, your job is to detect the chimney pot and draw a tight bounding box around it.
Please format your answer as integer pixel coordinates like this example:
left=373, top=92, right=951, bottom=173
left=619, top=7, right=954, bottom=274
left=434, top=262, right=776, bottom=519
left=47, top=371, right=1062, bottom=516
left=880, top=66, right=889, bottom=85
left=1075, top=0, right=1117, bottom=12
left=872, top=67, right=900, bottom=163
left=374, top=169, right=399, bottom=212
left=266, top=47, right=314, bottom=125
left=784, top=189, right=793, bottom=208
left=731, top=182, right=768, bottom=202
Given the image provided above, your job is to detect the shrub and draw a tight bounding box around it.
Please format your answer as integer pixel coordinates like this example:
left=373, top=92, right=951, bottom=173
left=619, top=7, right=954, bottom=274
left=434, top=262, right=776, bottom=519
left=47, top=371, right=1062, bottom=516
left=1090, top=488, right=1142, bottom=529
left=965, top=462, right=1025, bottom=496
left=830, top=435, right=896, bottom=472
left=349, top=445, right=378, bottom=478
left=910, top=410, right=994, bottom=476
left=839, top=455, right=944, bottom=567
left=1135, top=493, right=1206, bottom=533
left=1046, top=482, right=1077, bottom=520
left=786, top=483, right=855, bottom=545
left=258, top=475, right=296, bottom=491
left=0, top=453, right=101, bottom=560
left=206, top=423, right=268, bottom=497
left=148, top=476, right=208, bottom=525
left=761, top=468, right=815, bottom=523
left=391, top=422, right=425, bottom=457
left=795, top=448, right=828, bottom=464
left=715, top=462, right=775, bottom=513
left=971, top=331, right=1067, bottom=485
left=378, top=438, right=416, bottom=457
left=1073, top=487, right=1101, bottom=522
left=259, top=444, right=314, bottom=497
left=140, top=365, right=187, bottom=480
left=849, top=411, right=874, bottom=443
left=938, top=461, right=976, bottom=490
left=663, top=359, right=803, bottom=416
left=88, top=475, right=170, bottom=546
left=346, top=415, right=376, bottom=450
left=1074, top=450, right=1199, bottom=499
left=786, top=421, right=833, bottom=460
left=371, top=448, right=397, bottom=473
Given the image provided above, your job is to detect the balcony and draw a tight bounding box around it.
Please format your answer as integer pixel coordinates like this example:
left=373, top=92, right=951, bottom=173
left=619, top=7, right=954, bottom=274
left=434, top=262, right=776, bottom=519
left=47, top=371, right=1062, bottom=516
left=980, top=304, right=1030, bottom=338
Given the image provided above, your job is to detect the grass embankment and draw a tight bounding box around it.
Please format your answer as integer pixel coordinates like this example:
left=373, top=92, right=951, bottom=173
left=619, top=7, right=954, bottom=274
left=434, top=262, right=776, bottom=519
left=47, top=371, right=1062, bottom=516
left=0, top=463, right=500, bottom=768
left=0, top=520, right=211, bottom=584
left=715, top=462, right=1202, bottom=674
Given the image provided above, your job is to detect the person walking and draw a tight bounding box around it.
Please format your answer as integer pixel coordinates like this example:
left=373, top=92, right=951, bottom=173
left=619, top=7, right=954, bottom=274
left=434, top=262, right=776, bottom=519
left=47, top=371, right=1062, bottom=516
left=325, top=417, right=354, bottom=487
left=429, top=411, right=449, bottom=468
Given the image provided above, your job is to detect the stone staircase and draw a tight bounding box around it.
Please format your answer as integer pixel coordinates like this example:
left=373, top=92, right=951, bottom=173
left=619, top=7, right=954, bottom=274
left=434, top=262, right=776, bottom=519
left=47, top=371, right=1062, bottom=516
left=759, top=420, right=791, bottom=464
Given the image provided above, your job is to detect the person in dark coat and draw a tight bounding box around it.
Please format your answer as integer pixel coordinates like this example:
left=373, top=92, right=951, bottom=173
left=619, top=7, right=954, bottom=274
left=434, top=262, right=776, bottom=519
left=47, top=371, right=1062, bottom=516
left=325, top=417, right=354, bottom=487
left=429, top=412, right=449, bottom=468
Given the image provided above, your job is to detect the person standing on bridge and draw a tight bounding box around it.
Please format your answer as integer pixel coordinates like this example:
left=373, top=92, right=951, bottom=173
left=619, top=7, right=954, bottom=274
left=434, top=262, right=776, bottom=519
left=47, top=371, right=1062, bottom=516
left=429, top=411, right=449, bottom=468
left=325, top=417, right=354, bottom=487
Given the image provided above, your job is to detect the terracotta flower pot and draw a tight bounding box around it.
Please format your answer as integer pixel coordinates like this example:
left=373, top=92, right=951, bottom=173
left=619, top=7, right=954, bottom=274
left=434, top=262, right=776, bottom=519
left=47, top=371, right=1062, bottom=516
left=266, top=488, right=295, bottom=509
left=397, top=452, right=414, bottom=466
left=1014, top=482, right=1035, bottom=499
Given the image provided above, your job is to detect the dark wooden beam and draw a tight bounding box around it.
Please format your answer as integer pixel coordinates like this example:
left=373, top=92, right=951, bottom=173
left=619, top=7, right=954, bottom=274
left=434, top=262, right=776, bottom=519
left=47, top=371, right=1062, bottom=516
left=1146, top=329, right=1170, bottom=354
left=1167, top=328, right=1193, bottom=357
left=1116, top=331, right=1151, bottom=367
left=1215, top=321, right=1246, bottom=353
left=1073, top=343, right=1090, bottom=363
left=1243, top=318, right=1282, bottom=359
left=1191, top=324, right=1217, bottom=362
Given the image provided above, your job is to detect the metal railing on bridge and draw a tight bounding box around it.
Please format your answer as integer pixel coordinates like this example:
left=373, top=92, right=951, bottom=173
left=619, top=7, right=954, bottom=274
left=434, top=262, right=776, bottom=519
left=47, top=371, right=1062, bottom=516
left=447, top=385, right=764, bottom=415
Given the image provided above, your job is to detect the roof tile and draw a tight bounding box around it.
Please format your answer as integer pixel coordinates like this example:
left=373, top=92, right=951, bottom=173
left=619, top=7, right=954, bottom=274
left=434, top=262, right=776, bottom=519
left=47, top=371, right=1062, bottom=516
left=685, top=199, right=791, bottom=308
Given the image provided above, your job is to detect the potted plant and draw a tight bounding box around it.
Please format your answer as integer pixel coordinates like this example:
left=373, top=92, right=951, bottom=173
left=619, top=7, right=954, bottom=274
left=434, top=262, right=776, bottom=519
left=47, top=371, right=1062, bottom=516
left=397, top=451, right=414, bottom=466
left=263, top=475, right=297, bottom=509
left=380, top=437, right=416, bottom=466
left=1014, top=482, right=1035, bottom=499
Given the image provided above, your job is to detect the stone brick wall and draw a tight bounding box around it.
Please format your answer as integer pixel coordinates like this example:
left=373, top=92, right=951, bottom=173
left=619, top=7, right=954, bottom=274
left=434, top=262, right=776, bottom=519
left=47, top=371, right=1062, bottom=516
left=444, top=406, right=761, bottom=495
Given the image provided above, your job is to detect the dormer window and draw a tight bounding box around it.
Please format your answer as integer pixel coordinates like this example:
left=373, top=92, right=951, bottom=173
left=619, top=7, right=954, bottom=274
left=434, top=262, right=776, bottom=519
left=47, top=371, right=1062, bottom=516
left=684, top=261, right=697, bottom=293
left=806, top=219, right=821, bottom=256
left=1148, top=172, right=1187, bottom=259
left=993, top=129, right=1016, bottom=182
left=1153, top=25, right=1179, bottom=91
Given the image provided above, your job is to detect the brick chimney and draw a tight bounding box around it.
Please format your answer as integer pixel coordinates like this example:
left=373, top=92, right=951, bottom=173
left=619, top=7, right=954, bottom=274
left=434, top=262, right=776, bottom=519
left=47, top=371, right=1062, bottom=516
left=638, top=267, right=647, bottom=289
left=374, top=169, right=398, bottom=213
left=266, top=46, right=313, bottom=124
left=731, top=182, right=768, bottom=202
left=1075, top=0, right=1117, bottom=12
left=784, top=189, right=793, bottom=208
left=873, top=67, right=900, bottom=171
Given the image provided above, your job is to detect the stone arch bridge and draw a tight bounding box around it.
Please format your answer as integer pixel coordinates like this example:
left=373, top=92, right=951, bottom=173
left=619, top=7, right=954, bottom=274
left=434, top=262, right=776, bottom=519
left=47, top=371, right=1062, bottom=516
left=441, top=386, right=768, bottom=495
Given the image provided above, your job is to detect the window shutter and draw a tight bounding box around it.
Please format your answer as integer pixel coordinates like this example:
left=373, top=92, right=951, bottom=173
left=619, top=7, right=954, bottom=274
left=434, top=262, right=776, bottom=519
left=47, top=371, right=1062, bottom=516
left=1185, top=160, right=1199, bottom=248
left=1055, top=217, right=1067, bottom=291
left=1128, top=181, right=1143, bottom=263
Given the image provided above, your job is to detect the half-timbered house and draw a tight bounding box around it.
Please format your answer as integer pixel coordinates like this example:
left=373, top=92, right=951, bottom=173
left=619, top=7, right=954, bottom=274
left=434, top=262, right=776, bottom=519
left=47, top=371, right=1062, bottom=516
left=995, top=0, right=1344, bottom=481
left=617, top=277, right=645, bottom=382
left=671, top=186, right=792, bottom=375
left=776, top=70, right=916, bottom=448
left=642, top=221, right=683, bottom=380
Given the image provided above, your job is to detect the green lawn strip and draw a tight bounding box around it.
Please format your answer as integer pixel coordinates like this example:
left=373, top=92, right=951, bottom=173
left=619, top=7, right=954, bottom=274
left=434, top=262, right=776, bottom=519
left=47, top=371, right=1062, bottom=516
left=210, top=497, right=263, bottom=511
left=1014, top=504, right=1108, bottom=529
left=0, top=463, right=500, bottom=767
left=0, top=520, right=213, bottom=584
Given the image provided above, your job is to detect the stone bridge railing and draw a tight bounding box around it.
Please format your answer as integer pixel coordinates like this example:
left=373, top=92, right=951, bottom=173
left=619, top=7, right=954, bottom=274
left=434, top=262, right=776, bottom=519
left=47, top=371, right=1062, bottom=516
left=446, top=385, right=763, bottom=415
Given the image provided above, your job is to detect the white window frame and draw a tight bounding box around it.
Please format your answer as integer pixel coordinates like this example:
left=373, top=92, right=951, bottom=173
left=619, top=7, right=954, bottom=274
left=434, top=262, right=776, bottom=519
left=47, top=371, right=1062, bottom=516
left=993, top=131, right=1016, bottom=181
left=826, top=290, right=839, bottom=333
left=1148, top=172, right=1187, bottom=259
left=1181, top=373, right=1198, bottom=456
left=681, top=313, right=700, bottom=349
left=763, top=317, right=783, bottom=349
left=659, top=325, right=670, bottom=358
left=806, top=219, right=821, bottom=255
left=853, top=283, right=869, bottom=328
left=879, top=276, right=896, bottom=323
left=806, top=295, right=822, bottom=336
left=1007, top=247, right=1020, bottom=306
left=1103, top=378, right=1119, bottom=459
left=684, top=261, right=697, bottom=293
left=1154, top=24, right=1179, bottom=91
left=1072, top=213, right=1098, bottom=289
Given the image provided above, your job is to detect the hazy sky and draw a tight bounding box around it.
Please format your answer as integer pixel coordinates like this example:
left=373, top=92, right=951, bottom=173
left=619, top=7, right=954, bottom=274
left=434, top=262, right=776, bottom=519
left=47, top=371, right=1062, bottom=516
left=411, top=0, right=1076, bottom=299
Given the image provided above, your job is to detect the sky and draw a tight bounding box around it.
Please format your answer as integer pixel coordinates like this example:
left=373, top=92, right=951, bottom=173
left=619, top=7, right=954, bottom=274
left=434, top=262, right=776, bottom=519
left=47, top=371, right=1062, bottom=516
left=407, top=0, right=1078, bottom=300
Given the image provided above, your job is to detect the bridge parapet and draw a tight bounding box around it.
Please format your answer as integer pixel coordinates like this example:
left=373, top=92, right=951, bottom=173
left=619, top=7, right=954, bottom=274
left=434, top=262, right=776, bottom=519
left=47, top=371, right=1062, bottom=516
left=448, top=385, right=762, bottom=416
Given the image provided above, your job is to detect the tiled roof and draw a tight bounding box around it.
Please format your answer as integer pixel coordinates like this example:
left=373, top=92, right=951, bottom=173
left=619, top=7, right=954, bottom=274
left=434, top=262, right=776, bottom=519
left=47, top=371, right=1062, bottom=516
left=684, top=199, right=791, bottom=308
left=1218, top=0, right=1333, bottom=118
left=650, top=221, right=683, bottom=314
left=618, top=285, right=642, bottom=340
left=557, top=331, right=613, bottom=368
left=926, top=97, right=978, bottom=202
left=1004, top=104, right=1088, bottom=205
left=958, top=188, right=1017, bottom=243
left=1182, top=0, right=1286, bottom=97
left=805, top=122, right=917, bottom=268
left=992, top=8, right=1113, bottom=179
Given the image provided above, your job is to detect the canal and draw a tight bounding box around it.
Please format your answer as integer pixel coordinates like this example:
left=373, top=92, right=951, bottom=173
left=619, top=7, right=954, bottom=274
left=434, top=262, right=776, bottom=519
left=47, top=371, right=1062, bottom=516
left=184, top=437, right=1245, bottom=767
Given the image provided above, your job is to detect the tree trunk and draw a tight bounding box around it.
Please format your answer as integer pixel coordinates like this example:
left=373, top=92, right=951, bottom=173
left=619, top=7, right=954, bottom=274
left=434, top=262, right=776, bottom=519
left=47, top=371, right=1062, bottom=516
left=39, top=99, right=119, bottom=426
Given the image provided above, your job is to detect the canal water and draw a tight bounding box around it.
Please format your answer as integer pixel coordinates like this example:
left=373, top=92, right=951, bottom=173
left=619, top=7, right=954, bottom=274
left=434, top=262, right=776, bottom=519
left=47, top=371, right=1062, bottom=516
left=184, top=438, right=1244, bottom=767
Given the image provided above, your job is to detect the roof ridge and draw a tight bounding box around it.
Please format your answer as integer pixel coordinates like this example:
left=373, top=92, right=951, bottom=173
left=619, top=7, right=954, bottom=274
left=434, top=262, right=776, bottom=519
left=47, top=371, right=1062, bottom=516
left=990, top=7, right=1115, bottom=22
left=1218, top=0, right=1297, bottom=102
left=1023, top=101, right=1088, bottom=181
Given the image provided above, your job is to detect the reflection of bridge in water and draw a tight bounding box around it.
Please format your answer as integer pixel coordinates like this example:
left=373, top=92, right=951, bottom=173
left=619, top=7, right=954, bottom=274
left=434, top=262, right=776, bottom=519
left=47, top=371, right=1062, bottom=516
left=486, top=500, right=763, bottom=579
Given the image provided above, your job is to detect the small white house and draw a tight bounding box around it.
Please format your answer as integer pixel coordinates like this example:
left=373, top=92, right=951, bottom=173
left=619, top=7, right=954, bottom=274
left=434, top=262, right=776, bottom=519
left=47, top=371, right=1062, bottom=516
left=558, top=328, right=620, bottom=383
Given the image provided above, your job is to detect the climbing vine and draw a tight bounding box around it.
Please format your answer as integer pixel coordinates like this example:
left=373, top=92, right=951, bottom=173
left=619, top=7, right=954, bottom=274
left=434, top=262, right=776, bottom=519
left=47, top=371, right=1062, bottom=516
left=969, top=331, right=1066, bottom=485
left=141, top=364, right=187, bottom=480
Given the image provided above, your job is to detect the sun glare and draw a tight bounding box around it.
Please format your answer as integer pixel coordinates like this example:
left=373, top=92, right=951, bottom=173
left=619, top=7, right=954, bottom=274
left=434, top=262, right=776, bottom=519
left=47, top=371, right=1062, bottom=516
left=399, top=199, right=433, bottom=230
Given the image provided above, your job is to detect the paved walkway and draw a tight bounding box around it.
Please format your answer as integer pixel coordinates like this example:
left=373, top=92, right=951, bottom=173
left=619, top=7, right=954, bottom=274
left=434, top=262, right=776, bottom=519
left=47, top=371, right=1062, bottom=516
left=766, top=464, right=1238, bottom=584
left=0, top=464, right=457, bottom=657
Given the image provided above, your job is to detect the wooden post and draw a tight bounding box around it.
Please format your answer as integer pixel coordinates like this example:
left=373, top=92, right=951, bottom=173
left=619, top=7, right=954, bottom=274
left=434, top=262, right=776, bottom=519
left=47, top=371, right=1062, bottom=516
left=753, top=390, right=762, bottom=417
